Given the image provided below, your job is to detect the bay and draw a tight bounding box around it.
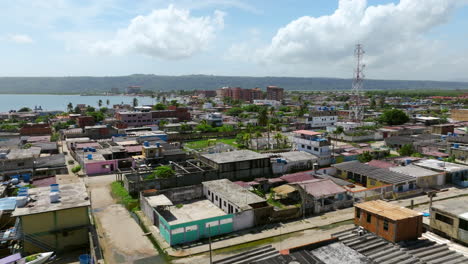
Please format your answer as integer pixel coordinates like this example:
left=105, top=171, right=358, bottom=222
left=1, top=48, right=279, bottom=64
left=0, top=94, right=156, bottom=112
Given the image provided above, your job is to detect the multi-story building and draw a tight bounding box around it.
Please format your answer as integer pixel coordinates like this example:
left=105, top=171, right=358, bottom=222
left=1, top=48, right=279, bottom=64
left=115, top=107, right=191, bottom=127
left=293, top=130, right=331, bottom=166
left=205, top=112, right=223, bottom=127
left=19, top=123, right=52, bottom=136
left=216, top=87, right=263, bottom=102
left=306, top=107, right=338, bottom=129
left=266, top=86, right=284, bottom=101
left=125, top=86, right=142, bottom=94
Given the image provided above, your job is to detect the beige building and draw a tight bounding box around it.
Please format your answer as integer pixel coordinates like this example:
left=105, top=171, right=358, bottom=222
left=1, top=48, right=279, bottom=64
left=451, top=109, right=468, bottom=121
left=430, top=199, right=468, bottom=245
left=12, top=183, right=91, bottom=254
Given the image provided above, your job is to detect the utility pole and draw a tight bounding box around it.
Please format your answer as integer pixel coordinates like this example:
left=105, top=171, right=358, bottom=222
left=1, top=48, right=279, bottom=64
left=208, top=225, right=213, bottom=264
left=350, top=44, right=365, bottom=123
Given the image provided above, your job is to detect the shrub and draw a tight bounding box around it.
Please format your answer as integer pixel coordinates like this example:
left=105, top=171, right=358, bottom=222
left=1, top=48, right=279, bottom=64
left=71, top=165, right=82, bottom=174
left=111, top=181, right=139, bottom=211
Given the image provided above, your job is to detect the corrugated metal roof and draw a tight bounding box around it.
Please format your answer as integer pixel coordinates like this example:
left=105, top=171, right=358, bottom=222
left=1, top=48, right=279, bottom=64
left=298, top=179, right=346, bottom=197
left=355, top=200, right=421, bottom=221
left=281, top=172, right=317, bottom=183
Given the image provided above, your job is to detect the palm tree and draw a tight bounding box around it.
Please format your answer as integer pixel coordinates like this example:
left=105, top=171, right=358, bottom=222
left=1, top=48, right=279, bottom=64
left=267, top=123, right=274, bottom=149
left=243, top=133, right=251, bottom=149
left=255, top=131, right=262, bottom=151
left=106, top=99, right=110, bottom=106
left=151, top=93, right=155, bottom=105
left=274, top=133, right=283, bottom=149
left=67, top=102, right=73, bottom=112
left=133, top=98, right=138, bottom=107
left=257, top=107, right=268, bottom=127
left=98, top=99, right=103, bottom=107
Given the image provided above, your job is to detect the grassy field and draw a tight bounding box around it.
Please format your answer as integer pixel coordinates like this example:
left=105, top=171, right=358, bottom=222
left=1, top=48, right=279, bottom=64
left=184, top=138, right=239, bottom=150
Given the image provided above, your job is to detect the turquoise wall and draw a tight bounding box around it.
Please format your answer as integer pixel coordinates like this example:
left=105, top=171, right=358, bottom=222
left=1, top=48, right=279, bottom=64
left=157, top=211, right=234, bottom=245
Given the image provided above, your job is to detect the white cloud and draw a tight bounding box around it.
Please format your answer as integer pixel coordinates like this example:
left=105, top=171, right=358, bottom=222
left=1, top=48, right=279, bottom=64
left=231, top=0, right=468, bottom=79
left=88, top=5, right=225, bottom=60
left=8, top=34, right=34, bottom=44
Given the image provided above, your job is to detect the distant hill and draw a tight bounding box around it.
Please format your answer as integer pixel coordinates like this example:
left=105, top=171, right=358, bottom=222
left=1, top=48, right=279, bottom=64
left=0, top=74, right=467, bottom=94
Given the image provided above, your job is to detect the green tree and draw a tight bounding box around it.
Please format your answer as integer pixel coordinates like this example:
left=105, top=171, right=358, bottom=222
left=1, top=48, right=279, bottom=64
left=67, top=102, right=73, bottom=112
left=343, top=103, right=350, bottom=110
left=379, top=109, right=409, bottom=125
left=149, top=165, right=175, bottom=179
left=18, top=107, right=31, bottom=112
left=74, top=106, right=81, bottom=114
left=71, top=165, right=82, bottom=174
left=170, top=100, right=179, bottom=107
left=398, top=144, right=415, bottom=156
left=257, top=107, right=269, bottom=127
left=98, top=99, right=103, bottom=107
left=274, top=133, right=283, bottom=149
left=358, top=151, right=373, bottom=163
left=133, top=98, right=138, bottom=107
left=153, top=103, right=167, bottom=110
left=334, top=126, right=344, bottom=135
left=226, top=107, right=243, bottom=117
left=370, top=97, right=376, bottom=109
left=106, top=99, right=110, bottom=106
left=159, top=120, right=168, bottom=129
left=378, top=97, right=385, bottom=109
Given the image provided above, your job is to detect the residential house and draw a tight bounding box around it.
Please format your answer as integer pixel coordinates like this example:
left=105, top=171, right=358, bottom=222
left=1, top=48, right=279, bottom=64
left=413, top=159, right=468, bottom=187
left=293, top=130, right=331, bottom=166
left=429, top=199, right=468, bottom=245
left=354, top=200, right=423, bottom=243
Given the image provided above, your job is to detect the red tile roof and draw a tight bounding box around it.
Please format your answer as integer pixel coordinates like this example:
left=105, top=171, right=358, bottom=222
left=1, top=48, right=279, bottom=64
left=280, top=172, right=317, bottom=183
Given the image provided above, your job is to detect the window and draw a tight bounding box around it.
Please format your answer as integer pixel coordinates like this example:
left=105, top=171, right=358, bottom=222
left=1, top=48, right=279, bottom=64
left=367, top=214, right=372, bottom=223
left=409, top=182, right=414, bottom=190
left=307, top=146, right=311, bottom=150
left=302, top=144, right=305, bottom=148
left=220, top=218, right=233, bottom=225
left=356, top=208, right=361, bottom=219
left=435, top=213, right=454, bottom=225
left=17, top=162, right=25, bottom=167
left=459, top=218, right=468, bottom=231
left=314, top=147, right=319, bottom=152
left=208, top=190, right=211, bottom=196
left=383, top=219, right=389, bottom=231
left=223, top=201, right=226, bottom=207
left=215, top=196, right=218, bottom=201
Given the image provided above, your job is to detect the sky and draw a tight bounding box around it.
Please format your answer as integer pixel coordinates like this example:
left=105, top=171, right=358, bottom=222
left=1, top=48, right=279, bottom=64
left=1, top=0, right=468, bottom=81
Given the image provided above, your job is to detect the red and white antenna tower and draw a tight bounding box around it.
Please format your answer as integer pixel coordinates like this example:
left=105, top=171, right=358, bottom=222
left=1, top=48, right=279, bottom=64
left=350, top=44, right=365, bottom=122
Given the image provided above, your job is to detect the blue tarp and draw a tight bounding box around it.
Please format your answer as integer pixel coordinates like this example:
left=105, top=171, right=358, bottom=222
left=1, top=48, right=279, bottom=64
left=0, top=197, right=17, bottom=211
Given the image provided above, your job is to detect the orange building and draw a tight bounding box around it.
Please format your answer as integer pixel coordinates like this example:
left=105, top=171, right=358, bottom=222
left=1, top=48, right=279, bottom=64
left=354, top=200, right=423, bottom=242
left=451, top=109, right=468, bottom=122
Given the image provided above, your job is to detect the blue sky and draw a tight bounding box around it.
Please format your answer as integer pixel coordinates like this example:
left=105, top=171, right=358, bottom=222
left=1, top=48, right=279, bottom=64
left=1, top=0, right=468, bottom=81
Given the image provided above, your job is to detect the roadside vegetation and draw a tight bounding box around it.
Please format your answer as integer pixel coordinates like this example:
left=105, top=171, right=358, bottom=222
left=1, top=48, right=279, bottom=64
left=111, top=181, right=139, bottom=211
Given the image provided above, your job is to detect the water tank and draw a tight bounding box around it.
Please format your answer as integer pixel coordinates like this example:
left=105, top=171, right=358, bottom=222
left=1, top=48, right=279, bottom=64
left=50, top=192, right=60, bottom=203
left=156, top=142, right=160, bottom=148
left=441, top=135, right=447, bottom=140
left=50, top=184, right=60, bottom=192
left=87, top=154, right=93, bottom=160
left=405, top=159, right=412, bottom=165
left=83, top=148, right=88, bottom=152
left=454, top=133, right=458, bottom=137
left=16, top=196, right=28, bottom=208
left=448, top=132, right=452, bottom=136
left=22, top=173, right=31, bottom=183
left=79, top=254, right=90, bottom=264
left=11, top=178, right=19, bottom=185
left=276, top=158, right=282, bottom=163
left=144, top=141, right=150, bottom=147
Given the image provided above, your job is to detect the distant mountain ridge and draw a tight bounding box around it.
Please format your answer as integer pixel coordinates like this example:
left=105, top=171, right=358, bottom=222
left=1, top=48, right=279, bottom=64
left=0, top=74, right=467, bottom=94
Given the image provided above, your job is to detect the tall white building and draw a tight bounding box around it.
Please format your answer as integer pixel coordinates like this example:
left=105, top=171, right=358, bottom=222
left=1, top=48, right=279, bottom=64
left=293, top=130, right=331, bottom=166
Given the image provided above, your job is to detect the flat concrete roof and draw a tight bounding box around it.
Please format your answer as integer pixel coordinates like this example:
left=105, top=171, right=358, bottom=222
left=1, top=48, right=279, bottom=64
left=163, top=199, right=226, bottom=225
left=203, top=179, right=266, bottom=210
left=6, top=148, right=41, bottom=160
left=413, top=159, right=468, bottom=173
left=13, top=183, right=90, bottom=217
left=201, top=150, right=268, bottom=164
left=273, top=151, right=318, bottom=162
left=432, top=197, right=468, bottom=219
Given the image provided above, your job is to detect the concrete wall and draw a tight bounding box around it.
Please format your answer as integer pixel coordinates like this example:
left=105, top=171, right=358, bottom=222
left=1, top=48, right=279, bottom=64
left=22, top=207, right=90, bottom=254
left=430, top=208, right=459, bottom=240
left=232, top=210, right=255, bottom=231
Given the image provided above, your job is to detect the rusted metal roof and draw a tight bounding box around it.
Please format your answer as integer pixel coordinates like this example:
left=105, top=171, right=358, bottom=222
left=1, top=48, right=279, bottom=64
left=355, top=200, right=421, bottom=221
left=298, top=179, right=346, bottom=197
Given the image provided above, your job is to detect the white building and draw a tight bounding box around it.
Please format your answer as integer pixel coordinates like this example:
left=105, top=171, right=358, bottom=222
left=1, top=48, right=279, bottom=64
left=253, top=100, right=281, bottom=107
left=205, top=112, right=223, bottom=127
left=306, top=108, right=338, bottom=129
left=293, top=130, right=331, bottom=166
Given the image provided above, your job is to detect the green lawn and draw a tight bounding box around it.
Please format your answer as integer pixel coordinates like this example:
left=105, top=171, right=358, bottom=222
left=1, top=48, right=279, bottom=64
left=185, top=138, right=239, bottom=150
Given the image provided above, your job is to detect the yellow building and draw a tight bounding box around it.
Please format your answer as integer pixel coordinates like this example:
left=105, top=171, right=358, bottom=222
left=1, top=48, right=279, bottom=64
left=12, top=183, right=91, bottom=254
